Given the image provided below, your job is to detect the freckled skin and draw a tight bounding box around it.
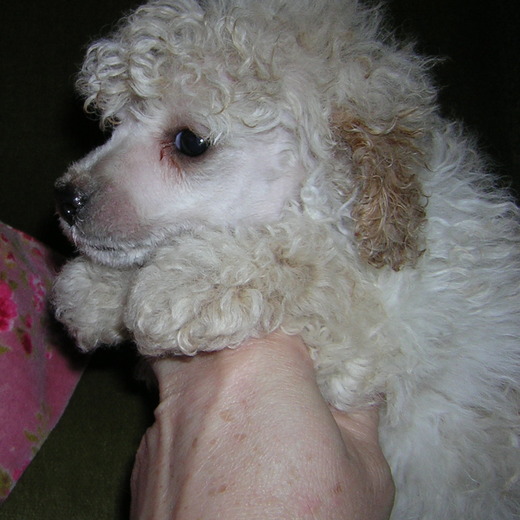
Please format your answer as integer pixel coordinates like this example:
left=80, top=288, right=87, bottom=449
left=130, top=333, right=394, bottom=520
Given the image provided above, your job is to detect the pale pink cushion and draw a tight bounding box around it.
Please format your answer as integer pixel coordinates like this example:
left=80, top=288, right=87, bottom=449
left=0, top=222, right=86, bottom=501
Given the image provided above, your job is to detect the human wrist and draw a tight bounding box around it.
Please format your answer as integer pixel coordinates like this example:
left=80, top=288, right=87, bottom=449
left=142, top=333, right=346, bottom=519
left=132, top=333, right=394, bottom=520
left=151, top=331, right=312, bottom=408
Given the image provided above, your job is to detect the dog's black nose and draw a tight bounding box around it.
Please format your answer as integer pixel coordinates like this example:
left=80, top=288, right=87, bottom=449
left=55, top=184, right=89, bottom=226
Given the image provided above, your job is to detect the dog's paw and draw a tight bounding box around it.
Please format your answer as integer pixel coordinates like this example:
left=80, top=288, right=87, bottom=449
left=53, top=257, right=132, bottom=351
left=125, top=226, right=319, bottom=356
left=125, top=246, right=277, bottom=356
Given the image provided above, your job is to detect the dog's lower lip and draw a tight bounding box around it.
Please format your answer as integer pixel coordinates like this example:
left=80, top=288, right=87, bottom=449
left=75, top=239, right=124, bottom=253
left=76, top=237, right=156, bottom=267
left=85, top=242, right=140, bottom=255
left=91, top=244, right=121, bottom=252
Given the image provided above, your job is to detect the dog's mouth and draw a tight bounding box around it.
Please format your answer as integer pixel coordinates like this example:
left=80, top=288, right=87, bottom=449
left=84, top=242, right=154, bottom=267
left=85, top=243, right=152, bottom=267
left=70, top=230, right=156, bottom=268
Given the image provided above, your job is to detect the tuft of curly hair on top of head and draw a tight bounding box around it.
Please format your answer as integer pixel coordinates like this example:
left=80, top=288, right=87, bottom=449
left=75, top=0, right=373, bottom=129
left=76, top=0, right=208, bottom=126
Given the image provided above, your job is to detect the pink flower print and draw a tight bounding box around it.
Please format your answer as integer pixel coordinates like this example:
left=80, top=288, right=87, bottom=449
left=25, top=314, right=34, bottom=329
left=20, top=231, right=37, bottom=244
left=31, top=246, right=44, bottom=259
left=21, top=332, right=33, bottom=355
left=12, top=467, right=24, bottom=482
left=29, top=274, right=46, bottom=313
left=0, top=281, right=18, bottom=332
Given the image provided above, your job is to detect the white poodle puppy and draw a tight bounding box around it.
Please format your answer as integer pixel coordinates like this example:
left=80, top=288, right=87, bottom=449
left=53, top=0, right=520, bottom=518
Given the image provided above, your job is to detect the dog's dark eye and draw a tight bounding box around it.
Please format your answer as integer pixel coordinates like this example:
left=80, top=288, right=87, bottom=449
left=174, top=129, right=209, bottom=157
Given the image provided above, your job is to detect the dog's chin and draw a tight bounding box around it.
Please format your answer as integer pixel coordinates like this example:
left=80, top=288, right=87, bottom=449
left=80, top=242, right=153, bottom=268
left=69, top=232, right=155, bottom=267
left=59, top=220, right=161, bottom=267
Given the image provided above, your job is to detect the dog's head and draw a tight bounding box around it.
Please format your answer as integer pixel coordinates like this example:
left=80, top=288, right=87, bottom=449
left=56, top=0, right=435, bottom=269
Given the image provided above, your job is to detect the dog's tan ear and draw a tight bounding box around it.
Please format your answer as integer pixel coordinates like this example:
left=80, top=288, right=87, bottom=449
left=332, top=112, right=427, bottom=271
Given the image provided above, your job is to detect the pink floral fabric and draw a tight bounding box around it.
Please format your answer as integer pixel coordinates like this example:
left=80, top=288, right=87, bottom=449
left=0, top=222, right=86, bottom=501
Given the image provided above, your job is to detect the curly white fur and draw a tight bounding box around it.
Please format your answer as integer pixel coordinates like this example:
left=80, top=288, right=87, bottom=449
left=52, top=0, right=520, bottom=518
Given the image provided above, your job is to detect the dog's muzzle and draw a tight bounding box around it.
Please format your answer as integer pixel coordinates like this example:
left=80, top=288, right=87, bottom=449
left=55, top=184, right=89, bottom=226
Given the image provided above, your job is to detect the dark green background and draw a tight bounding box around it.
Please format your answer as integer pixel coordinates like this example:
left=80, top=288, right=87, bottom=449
left=1, top=1, right=518, bottom=518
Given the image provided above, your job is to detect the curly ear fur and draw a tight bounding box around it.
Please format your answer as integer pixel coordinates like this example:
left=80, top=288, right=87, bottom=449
left=333, top=113, right=427, bottom=270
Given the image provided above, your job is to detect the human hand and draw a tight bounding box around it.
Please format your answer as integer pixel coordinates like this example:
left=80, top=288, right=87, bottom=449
left=130, top=332, right=394, bottom=519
